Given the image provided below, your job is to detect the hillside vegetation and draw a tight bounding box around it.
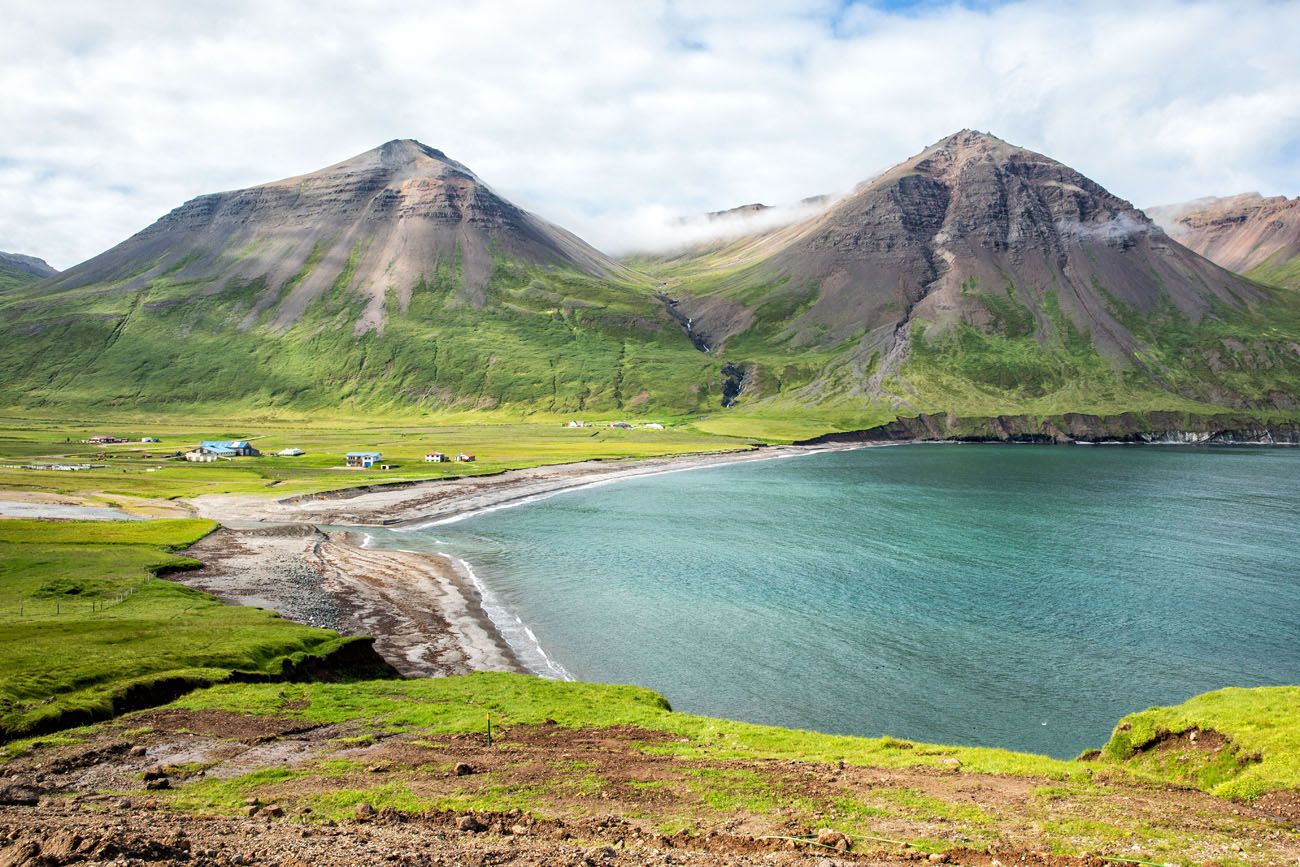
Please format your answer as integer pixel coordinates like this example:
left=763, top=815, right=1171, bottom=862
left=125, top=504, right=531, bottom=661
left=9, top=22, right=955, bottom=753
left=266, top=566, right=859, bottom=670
left=0, top=262, right=722, bottom=417
left=3, top=673, right=1298, bottom=863
left=0, top=518, right=386, bottom=740
left=1102, top=686, right=1300, bottom=801
left=4, top=134, right=1300, bottom=436
left=0, top=252, right=56, bottom=293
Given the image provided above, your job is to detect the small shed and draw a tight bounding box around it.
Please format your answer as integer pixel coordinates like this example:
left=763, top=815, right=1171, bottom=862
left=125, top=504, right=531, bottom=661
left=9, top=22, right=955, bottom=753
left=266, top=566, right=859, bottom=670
left=346, top=451, right=382, bottom=468
left=644, top=423, right=665, bottom=430
left=608, top=421, right=633, bottom=429
left=456, top=453, right=476, bottom=462
left=277, top=448, right=305, bottom=456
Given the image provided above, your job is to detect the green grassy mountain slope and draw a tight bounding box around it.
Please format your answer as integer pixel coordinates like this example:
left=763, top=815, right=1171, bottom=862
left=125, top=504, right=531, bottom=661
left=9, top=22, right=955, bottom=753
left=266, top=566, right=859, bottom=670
left=0, top=256, right=719, bottom=415
left=6, top=674, right=1299, bottom=862
left=0, top=142, right=721, bottom=415
left=3, top=134, right=1299, bottom=426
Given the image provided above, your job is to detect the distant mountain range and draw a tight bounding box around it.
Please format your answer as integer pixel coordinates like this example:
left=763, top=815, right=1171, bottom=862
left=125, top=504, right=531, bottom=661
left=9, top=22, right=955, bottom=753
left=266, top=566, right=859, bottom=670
left=0, top=251, right=57, bottom=292
left=2, top=132, right=1298, bottom=429
left=1148, top=193, right=1300, bottom=289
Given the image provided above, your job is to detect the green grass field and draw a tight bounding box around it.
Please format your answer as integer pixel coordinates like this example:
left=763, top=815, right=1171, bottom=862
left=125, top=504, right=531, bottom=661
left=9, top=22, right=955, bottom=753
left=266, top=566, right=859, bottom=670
left=0, top=518, right=384, bottom=740
left=6, top=671, right=1298, bottom=864
left=0, top=415, right=759, bottom=504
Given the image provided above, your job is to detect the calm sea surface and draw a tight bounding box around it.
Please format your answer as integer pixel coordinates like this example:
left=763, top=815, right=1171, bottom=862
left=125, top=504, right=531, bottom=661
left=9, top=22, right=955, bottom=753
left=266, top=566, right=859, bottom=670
left=365, top=445, right=1300, bottom=758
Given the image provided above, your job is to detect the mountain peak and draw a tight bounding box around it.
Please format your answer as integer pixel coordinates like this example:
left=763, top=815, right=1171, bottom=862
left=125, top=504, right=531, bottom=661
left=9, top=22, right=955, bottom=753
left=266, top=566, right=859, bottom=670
left=665, top=126, right=1249, bottom=370
left=374, top=138, right=453, bottom=165
left=934, top=128, right=1005, bottom=147
left=313, top=138, right=476, bottom=182
left=44, top=140, right=625, bottom=331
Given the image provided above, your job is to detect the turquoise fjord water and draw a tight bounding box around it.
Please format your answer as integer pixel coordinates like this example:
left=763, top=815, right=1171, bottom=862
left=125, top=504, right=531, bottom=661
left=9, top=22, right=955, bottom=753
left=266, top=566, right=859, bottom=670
left=366, top=445, right=1300, bottom=759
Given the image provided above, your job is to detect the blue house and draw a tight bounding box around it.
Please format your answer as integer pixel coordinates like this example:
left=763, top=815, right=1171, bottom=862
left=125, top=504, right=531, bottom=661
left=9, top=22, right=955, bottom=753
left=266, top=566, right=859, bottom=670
left=198, top=440, right=260, bottom=457
left=345, top=451, right=382, bottom=468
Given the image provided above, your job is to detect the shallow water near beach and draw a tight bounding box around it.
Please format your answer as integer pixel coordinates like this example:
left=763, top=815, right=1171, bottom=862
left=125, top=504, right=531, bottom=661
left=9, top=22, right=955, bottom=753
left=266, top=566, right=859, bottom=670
left=366, top=445, right=1300, bottom=758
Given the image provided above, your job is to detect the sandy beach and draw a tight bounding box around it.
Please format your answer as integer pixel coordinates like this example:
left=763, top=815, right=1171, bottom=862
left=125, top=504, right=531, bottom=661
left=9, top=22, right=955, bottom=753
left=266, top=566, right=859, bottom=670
left=187, top=445, right=830, bottom=527
left=179, top=445, right=846, bottom=678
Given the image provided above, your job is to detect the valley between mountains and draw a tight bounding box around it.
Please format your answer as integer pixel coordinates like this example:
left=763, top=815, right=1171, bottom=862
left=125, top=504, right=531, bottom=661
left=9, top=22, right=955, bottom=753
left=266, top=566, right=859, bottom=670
left=3, top=130, right=1299, bottom=440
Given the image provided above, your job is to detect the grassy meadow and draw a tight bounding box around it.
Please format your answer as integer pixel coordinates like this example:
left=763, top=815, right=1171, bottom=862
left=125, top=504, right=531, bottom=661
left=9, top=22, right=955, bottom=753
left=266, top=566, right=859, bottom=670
left=0, top=518, right=381, bottom=740
left=0, top=414, right=761, bottom=505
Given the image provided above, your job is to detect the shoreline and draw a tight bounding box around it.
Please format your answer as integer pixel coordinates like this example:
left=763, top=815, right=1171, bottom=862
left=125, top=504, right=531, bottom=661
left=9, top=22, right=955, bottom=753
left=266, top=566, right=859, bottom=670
left=180, top=444, right=859, bottom=679
left=180, top=525, right=523, bottom=677
left=187, top=443, right=856, bottom=528
left=111, top=438, right=1300, bottom=681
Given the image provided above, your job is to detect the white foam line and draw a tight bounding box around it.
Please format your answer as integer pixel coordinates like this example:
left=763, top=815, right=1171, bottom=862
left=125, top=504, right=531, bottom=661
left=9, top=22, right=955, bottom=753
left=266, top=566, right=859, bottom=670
left=395, top=447, right=839, bottom=532
left=442, top=552, right=572, bottom=681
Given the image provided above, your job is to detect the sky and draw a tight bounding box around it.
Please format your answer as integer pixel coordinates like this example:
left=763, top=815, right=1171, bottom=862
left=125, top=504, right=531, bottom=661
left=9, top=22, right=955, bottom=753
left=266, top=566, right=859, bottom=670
left=2, top=0, right=1299, bottom=269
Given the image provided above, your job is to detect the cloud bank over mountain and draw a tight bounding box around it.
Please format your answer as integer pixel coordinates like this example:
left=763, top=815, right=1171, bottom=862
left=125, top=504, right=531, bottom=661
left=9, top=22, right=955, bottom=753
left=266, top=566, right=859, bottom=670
left=1, top=0, right=1298, bottom=268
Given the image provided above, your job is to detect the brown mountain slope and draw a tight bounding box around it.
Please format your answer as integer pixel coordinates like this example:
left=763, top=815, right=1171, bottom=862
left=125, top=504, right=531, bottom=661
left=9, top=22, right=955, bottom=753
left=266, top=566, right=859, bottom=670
left=1148, top=192, right=1300, bottom=288
left=642, top=130, right=1289, bottom=413
left=40, top=139, right=630, bottom=334
left=666, top=130, right=1261, bottom=355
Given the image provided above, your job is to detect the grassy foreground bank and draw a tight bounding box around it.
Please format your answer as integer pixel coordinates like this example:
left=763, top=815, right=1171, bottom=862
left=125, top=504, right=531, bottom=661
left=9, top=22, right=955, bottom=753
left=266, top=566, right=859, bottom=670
left=0, top=518, right=388, bottom=740
left=4, top=674, right=1298, bottom=863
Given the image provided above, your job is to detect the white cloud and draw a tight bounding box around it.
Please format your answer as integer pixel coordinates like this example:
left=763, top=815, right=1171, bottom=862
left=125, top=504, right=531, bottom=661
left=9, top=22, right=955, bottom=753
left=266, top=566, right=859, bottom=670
left=0, top=0, right=1297, bottom=269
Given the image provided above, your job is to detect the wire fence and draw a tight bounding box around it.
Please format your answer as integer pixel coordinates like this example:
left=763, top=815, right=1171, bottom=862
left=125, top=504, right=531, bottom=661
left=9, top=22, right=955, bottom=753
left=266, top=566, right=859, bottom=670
left=6, top=584, right=142, bottom=619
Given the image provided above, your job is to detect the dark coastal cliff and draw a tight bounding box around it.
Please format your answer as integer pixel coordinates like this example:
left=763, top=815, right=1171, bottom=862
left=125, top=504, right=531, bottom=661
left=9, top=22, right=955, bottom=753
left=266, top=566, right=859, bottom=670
left=797, top=411, right=1300, bottom=445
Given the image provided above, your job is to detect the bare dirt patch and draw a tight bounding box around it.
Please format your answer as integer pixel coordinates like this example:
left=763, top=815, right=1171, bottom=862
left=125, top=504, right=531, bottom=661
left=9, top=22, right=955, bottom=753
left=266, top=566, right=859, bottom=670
left=135, top=708, right=319, bottom=743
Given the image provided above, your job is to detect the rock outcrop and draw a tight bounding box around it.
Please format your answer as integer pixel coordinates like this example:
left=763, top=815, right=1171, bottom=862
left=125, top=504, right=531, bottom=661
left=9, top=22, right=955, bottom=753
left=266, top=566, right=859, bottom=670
left=798, top=411, right=1300, bottom=446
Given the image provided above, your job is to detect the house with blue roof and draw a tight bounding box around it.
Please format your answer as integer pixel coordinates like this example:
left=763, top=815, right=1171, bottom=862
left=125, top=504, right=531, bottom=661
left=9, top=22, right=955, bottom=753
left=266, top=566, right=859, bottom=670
left=345, top=451, right=382, bottom=468
left=198, top=440, right=261, bottom=457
